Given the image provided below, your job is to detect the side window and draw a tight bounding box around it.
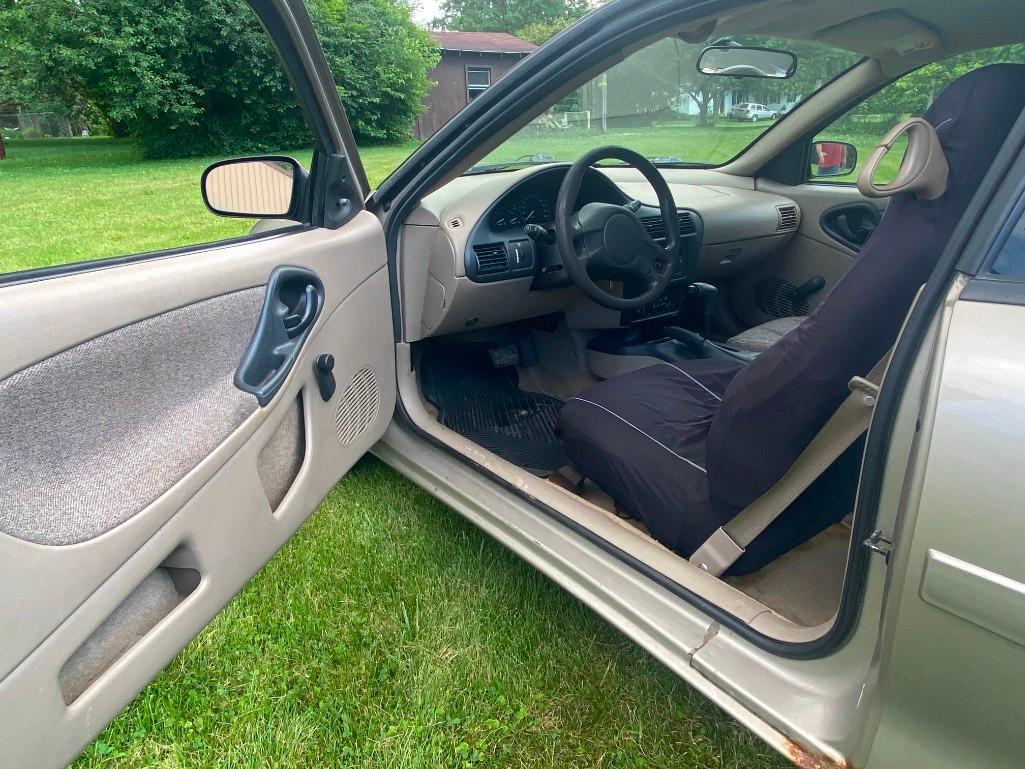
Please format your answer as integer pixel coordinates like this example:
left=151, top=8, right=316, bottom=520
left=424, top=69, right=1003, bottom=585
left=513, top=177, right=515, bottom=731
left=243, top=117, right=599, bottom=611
left=990, top=205, right=1025, bottom=277
left=0, top=2, right=314, bottom=276
left=466, top=67, right=493, bottom=101
left=811, top=44, right=1025, bottom=183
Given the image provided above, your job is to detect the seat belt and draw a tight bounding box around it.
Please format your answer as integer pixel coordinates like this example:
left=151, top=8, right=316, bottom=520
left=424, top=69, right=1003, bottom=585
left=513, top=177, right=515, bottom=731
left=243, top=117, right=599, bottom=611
left=688, top=351, right=891, bottom=577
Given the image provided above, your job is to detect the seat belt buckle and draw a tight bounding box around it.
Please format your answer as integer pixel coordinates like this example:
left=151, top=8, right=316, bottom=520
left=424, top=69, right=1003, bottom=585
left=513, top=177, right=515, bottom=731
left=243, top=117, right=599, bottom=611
left=849, top=376, right=880, bottom=407
left=688, top=527, right=745, bottom=577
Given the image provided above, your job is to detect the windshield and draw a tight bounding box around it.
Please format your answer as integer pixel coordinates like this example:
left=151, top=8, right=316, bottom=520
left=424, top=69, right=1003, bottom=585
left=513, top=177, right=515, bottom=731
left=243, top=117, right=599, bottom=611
left=470, top=36, right=859, bottom=172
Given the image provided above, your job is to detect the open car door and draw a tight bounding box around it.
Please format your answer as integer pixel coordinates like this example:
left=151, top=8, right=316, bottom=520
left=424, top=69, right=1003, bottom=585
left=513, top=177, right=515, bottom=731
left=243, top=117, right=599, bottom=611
left=0, top=2, right=393, bottom=766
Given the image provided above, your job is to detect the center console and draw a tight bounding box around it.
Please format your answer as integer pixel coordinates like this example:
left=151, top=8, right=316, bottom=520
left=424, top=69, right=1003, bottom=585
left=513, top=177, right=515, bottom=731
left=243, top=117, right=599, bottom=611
left=587, top=282, right=756, bottom=380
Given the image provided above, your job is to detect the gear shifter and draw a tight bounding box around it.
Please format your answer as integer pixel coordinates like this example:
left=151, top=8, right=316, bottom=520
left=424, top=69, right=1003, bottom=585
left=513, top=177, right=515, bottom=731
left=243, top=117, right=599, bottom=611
left=664, top=282, right=719, bottom=355
left=687, top=282, right=718, bottom=339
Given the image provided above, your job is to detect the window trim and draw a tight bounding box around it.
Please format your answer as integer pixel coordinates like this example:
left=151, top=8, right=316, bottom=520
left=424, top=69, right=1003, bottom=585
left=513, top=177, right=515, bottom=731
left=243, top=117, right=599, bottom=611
left=465, top=65, right=493, bottom=102
left=977, top=175, right=1025, bottom=279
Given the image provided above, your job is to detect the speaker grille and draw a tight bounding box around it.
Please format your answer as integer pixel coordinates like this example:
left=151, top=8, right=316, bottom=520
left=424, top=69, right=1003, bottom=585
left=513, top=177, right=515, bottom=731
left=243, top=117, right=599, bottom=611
left=335, top=367, right=380, bottom=445
left=754, top=277, right=810, bottom=318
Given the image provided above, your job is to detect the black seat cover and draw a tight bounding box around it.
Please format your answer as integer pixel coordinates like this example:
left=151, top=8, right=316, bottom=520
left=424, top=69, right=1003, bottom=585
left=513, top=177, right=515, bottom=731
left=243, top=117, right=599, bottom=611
left=559, top=65, right=1025, bottom=573
left=560, top=359, right=745, bottom=549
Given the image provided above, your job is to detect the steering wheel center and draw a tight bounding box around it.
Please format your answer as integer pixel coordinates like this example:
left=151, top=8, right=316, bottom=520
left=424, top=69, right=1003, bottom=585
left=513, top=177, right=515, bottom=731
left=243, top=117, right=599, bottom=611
left=604, top=213, right=645, bottom=265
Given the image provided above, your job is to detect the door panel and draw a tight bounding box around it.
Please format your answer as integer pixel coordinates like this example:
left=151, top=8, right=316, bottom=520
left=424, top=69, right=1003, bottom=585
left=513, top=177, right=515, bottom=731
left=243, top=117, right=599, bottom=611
left=730, top=181, right=887, bottom=327
left=865, top=295, right=1025, bottom=769
left=0, top=287, right=264, bottom=548
left=0, top=216, right=395, bottom=768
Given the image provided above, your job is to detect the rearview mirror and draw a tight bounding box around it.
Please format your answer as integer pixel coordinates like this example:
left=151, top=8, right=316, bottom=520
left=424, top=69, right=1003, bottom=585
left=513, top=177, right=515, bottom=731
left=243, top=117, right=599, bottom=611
left=810, top=141, right=858, bottom=178
left=201, top=156, right=304, bottom=218
left=697, top=45, right=797, bottom=79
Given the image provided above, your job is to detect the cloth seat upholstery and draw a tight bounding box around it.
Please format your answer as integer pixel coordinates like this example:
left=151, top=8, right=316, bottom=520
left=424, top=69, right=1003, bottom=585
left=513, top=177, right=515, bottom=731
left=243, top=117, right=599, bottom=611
left=727, top=316, right=804, bottom=352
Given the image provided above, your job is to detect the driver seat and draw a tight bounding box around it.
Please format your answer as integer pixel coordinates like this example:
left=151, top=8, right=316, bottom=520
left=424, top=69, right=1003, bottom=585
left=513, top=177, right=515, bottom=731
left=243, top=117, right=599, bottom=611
left=558, top=65, right=1025, bottom=574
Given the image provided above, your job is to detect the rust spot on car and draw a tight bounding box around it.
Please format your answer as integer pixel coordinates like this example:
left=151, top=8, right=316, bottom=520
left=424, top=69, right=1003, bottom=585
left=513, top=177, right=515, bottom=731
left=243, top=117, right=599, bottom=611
left=783, top=738, right=853, bottom=769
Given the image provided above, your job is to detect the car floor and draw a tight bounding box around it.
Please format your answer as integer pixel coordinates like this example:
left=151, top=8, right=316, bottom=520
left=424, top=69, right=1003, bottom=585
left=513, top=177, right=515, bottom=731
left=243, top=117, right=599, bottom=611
left=417, top=342, right=569, bottom=476
left=413, top=329, right=849, bottom=630
left=567, top=479, right=848, bottom=627
left=725, top=522, right=849, bottom=626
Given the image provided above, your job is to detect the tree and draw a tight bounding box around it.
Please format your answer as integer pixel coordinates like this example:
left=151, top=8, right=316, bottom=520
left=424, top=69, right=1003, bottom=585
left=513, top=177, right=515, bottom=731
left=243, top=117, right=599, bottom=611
left=433, top=0, right=588, bottom=35
left=516, top=17, right=574, bottom=45
left=314, top=0, right=439, bottom=143
left=0, top=0, right=438, bottom=157
left=867, top=44, right=1025, bottom=119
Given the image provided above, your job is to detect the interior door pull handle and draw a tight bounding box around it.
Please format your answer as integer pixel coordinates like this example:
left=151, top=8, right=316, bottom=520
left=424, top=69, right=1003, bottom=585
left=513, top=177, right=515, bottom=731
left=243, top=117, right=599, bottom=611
left=235, top=266, right=325, bottom=406
left=284, top=284, right=317, bottom=336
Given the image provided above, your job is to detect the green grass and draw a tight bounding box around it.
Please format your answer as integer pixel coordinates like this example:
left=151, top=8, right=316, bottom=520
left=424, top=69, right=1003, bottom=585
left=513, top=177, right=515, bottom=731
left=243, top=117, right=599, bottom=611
left=2, top=137, right=812, bottom=767
left=485, top=120, right=901, bottom=187
left=482, top=121, right=770, bottom=166
left=70, top=458, right=787, bottom=769
left=0, top=138, right=418, bottom=274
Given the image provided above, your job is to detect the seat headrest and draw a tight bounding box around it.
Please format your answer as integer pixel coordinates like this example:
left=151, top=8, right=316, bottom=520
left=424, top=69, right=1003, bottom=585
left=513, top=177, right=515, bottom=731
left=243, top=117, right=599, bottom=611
left=858, top=117, right=948, bottom=200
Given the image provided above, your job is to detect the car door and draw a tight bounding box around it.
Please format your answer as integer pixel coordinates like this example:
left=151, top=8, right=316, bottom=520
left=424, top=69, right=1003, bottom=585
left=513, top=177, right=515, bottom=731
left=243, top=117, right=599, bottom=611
left=863, top=185, right=1025, bottom=769
left=0, top=2, right=393, bottom=767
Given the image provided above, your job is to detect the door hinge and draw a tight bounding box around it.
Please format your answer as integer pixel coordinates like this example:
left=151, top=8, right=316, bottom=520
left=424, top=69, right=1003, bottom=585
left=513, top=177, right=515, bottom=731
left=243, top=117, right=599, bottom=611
left=863, top=529, right=893, bottom=563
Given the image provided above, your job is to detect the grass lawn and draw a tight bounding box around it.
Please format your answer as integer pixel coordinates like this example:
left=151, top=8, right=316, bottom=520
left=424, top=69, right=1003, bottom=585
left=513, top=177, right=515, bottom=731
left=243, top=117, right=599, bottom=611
left=1, top=137, right=798, bottom=768
left=0, top=138, right=418, bottom=274
left=71, top=458, right=787, bottom=769
left=482, top=121, right=770, bottom=167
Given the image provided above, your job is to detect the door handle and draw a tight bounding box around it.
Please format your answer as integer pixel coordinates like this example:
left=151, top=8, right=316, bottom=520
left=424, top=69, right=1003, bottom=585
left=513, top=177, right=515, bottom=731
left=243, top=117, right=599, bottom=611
left=235, top=266, right=324, bottom=406
left=820, top=202, right=882, bottom=251
left=284, top=283, right=317, bottom=337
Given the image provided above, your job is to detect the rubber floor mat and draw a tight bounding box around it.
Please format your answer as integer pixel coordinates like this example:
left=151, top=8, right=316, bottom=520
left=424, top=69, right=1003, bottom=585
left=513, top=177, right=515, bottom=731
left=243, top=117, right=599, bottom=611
left=419, top=344, right=568, bottom=476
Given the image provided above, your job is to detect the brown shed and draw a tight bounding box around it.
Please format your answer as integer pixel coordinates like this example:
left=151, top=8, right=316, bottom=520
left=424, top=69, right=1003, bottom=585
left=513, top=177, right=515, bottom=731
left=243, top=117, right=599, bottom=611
left=416, top=31, right=538, bottom=140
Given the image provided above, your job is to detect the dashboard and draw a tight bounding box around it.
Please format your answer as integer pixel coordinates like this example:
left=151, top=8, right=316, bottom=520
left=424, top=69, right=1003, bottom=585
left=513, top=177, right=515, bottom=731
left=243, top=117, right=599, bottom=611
left=403, top=163, right=802, bottom=338
left=485, top=168, right=620, bottom=231
left=464, top=166, right=702, bottom=292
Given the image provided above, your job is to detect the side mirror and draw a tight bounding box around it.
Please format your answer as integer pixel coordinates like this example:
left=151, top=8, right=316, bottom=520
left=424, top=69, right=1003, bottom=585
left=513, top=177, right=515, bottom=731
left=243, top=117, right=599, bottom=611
left=697, top=45, right=797, bottom=79
left=810, top=141, right=858, bottom=178
left=201, top=156, right=304, bottom=218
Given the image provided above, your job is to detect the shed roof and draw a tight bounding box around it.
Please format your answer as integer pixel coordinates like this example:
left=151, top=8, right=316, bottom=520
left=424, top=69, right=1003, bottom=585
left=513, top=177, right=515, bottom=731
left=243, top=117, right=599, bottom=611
left=430, top=31, right=538, bottom=55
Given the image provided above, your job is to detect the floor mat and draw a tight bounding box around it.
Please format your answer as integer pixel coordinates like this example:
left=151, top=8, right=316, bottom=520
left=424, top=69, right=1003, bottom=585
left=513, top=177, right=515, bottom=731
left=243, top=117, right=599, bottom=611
left=419, top=344, right=568, bottom=476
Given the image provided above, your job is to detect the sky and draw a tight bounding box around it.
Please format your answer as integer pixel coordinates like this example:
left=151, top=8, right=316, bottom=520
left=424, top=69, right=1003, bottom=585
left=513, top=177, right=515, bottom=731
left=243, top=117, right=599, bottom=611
left=411, top=0, right=443, bottom=26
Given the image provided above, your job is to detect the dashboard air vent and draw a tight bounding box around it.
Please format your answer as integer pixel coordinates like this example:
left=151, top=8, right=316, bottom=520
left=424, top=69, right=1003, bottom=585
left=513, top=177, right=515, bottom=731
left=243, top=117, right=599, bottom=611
left=776, top=204, right=799, bottom=232
left=640, top=210, right=697, bottom=240
left=472, top=242, right=509, bottom=275
left=447, top=217, right=463, bottom=229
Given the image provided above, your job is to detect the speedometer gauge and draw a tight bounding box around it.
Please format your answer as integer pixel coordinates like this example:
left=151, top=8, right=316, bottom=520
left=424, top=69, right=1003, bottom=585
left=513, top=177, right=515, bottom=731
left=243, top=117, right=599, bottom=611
left=513, top=192, right=553, bottom=226
left=490, top=191, right=554, bottom=231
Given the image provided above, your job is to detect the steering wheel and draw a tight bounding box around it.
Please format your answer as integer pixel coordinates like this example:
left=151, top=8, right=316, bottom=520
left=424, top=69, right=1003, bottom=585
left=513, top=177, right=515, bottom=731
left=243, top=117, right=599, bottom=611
left=555, top=146, right=680, bottom=311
